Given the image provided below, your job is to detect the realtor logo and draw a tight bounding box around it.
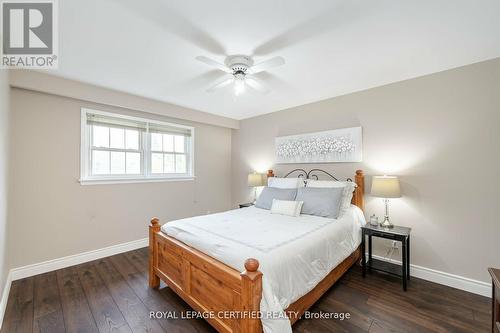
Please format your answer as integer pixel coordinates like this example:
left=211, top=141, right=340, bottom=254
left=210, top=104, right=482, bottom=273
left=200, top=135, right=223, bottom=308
left=1, top=0, right=58, bottom=68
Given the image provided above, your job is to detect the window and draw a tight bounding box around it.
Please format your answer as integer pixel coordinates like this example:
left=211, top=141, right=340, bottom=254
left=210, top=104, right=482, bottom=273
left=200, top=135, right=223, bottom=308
left=81, top=109, right=194, bottom=184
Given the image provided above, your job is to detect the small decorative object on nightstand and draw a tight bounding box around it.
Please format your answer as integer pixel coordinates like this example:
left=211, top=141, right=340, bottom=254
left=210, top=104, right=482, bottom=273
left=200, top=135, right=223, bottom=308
left=489, top=268, right=500, bottom=333
left=361, top=223, right=411, bottom=291
left=239, top=202, right=254, bottom=208
left=371, top=175, right=401, bottom=228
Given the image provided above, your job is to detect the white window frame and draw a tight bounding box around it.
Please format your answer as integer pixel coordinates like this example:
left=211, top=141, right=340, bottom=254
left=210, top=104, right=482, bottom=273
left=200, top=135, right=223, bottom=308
left=80, top=108, right=195, bottom=185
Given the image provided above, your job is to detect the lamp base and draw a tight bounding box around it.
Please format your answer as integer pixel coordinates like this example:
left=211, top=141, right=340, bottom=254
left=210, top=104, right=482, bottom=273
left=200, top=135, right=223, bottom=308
left=380, top=217, right=394, bottom=228
left=380, top=199, right=394, bottom=228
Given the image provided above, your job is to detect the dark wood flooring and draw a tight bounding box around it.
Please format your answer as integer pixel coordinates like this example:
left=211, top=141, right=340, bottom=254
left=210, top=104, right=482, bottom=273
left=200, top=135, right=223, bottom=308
left=1, top=247, right=490, bottom=333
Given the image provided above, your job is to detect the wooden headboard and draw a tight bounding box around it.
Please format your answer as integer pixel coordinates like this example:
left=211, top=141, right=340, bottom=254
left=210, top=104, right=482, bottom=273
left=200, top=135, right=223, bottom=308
left=267, top=169, right=364, bottom=212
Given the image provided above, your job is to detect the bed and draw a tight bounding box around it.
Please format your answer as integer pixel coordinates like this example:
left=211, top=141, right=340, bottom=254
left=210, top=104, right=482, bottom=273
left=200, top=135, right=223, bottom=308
left=148, top=169, right=365, bottom=333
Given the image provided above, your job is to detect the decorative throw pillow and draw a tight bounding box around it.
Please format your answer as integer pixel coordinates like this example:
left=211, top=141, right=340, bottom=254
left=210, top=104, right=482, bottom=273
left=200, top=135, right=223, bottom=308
left=270, top=199, right=304, bottom=217
left=295, top=187, right=344, bottom=219
left=255, top=187, right=297, bottom=210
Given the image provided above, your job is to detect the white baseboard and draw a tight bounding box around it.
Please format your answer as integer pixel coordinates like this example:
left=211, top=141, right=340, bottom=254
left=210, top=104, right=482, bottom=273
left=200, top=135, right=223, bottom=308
left=10, top=238, right=148, bottom=281
left=370, top=254, right=491, bottom=298
left=0, top=271, right=12, bottom=330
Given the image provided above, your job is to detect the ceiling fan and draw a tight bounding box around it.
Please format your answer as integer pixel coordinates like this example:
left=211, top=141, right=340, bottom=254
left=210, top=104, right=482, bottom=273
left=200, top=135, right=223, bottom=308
left=195, top=55, right=285, bottom=95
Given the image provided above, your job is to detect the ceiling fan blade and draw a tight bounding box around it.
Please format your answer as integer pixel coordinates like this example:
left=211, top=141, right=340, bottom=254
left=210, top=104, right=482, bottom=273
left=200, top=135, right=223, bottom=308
left=196, top=56, right=232, bottom=73
left=248, top=56, right=285, bottom=74
left=206, top=75, right=234, bottom=92
left=245, top=77, right=271, bottom=94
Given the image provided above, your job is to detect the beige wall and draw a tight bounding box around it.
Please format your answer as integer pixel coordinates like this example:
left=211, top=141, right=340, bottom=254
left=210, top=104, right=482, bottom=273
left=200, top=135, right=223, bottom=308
left=8, top=88, right=232, bottom=268
left=0, top=71, right=9, bottom=302
left=232, top=58, right=500, bottom=283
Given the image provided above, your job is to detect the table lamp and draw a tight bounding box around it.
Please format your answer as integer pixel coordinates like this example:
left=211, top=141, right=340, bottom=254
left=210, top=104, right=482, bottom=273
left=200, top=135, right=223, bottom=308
left=371, top=176, right=401, bottom=228
left=248, top=172, right=265, bottom=203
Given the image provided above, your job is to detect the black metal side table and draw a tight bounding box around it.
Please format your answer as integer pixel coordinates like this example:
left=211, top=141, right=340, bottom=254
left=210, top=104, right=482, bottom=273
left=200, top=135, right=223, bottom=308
left=361, top=224, right=411, bottom=291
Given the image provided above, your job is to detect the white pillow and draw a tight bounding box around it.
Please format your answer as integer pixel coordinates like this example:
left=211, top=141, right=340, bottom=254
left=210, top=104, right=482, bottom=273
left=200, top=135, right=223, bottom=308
left=270, top=199, right=304, bottom=217
left=306, top=179, right=356, bottom=214
left=268, top=177, right=305, bottom=189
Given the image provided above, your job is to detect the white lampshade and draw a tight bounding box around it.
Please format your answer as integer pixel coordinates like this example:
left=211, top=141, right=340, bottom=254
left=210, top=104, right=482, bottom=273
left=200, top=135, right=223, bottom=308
left=371, top=176, right=401, bottom=198
left=248, top=173, right=265, bottom=187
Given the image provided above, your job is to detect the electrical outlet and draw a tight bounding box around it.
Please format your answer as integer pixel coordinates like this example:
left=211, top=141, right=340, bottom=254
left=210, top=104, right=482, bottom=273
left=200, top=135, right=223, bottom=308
left=382, top=241, right=400, bottom=261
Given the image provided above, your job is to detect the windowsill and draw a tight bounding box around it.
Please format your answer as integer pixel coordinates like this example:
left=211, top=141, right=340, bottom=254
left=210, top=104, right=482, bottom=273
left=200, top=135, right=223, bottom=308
left=79, top=176, right=195, bottom=185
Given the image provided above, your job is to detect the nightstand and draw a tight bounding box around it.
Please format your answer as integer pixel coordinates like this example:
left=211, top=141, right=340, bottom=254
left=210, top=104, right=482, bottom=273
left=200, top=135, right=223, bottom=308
left=239, top=202, right=254, bottom=208
left=361, top=224, right=411, bottom=291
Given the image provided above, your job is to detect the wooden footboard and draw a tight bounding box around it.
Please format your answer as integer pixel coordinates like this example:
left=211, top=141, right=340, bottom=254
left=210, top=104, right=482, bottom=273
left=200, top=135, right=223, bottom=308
left=149, top=218, right=262, bottom=333
left=149, top=219, right=361, bottom=333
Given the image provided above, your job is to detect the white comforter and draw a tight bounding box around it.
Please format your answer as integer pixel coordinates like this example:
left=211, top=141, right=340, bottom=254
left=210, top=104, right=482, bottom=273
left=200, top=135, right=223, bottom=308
left=162, top=205, right=366, bottom=333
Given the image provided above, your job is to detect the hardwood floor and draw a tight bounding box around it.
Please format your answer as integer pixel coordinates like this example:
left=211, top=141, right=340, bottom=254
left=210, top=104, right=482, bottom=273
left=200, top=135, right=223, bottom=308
left=1, top=248, right=490, bottom=333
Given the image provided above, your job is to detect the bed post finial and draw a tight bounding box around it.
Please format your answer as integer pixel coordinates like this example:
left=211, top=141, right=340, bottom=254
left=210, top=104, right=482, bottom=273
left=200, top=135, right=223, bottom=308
left=150, top=217, right=160, bottom=228
left=244, top=258, right=260, bottom=273
left=149, top=217, right=161, bottom=289
left=267, top=170, right=274, bottom=178
left=352, top=170, right=365, bottom=211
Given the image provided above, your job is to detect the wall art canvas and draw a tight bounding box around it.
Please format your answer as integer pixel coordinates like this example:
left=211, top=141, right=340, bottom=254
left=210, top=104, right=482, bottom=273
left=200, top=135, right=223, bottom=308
left=275, top=127, right=362, bottom=164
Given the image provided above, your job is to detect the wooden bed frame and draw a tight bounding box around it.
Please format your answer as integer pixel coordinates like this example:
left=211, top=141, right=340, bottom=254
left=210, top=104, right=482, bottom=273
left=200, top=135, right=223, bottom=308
left=149, top=170, right=365, bottom=333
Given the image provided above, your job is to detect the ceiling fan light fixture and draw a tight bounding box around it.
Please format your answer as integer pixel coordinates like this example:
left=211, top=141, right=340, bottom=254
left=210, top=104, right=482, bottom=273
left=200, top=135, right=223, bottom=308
left=234, top=77, right=246, bottom=96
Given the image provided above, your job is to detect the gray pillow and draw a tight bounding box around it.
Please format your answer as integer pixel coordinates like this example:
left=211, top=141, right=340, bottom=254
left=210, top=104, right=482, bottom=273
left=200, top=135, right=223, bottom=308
left=255, top=187, right=297, bottom=210
left=296, top=187, right=344, bottom=219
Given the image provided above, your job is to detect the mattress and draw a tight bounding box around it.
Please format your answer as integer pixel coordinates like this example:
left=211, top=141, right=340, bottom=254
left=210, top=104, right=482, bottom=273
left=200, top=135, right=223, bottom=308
left=162, top=205, right=366, bottom=333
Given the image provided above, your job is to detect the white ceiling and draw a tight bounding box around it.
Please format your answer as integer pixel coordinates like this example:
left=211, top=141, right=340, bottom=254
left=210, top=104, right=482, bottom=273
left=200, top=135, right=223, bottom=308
left=53, top=0, right=500, bottom=120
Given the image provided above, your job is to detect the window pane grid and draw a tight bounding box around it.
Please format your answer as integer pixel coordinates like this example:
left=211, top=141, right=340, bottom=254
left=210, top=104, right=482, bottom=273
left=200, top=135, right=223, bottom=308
left=150, top=152, right=188, bottom=174
left=91, top=125, right=141, bottom=151
left=150, top=133, right=189, bottom=175
left=150, top=133, right=186, bottom=153
left=90, top=149, right=143, bottom=176
left=90, top=124, right=143, bottom=176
